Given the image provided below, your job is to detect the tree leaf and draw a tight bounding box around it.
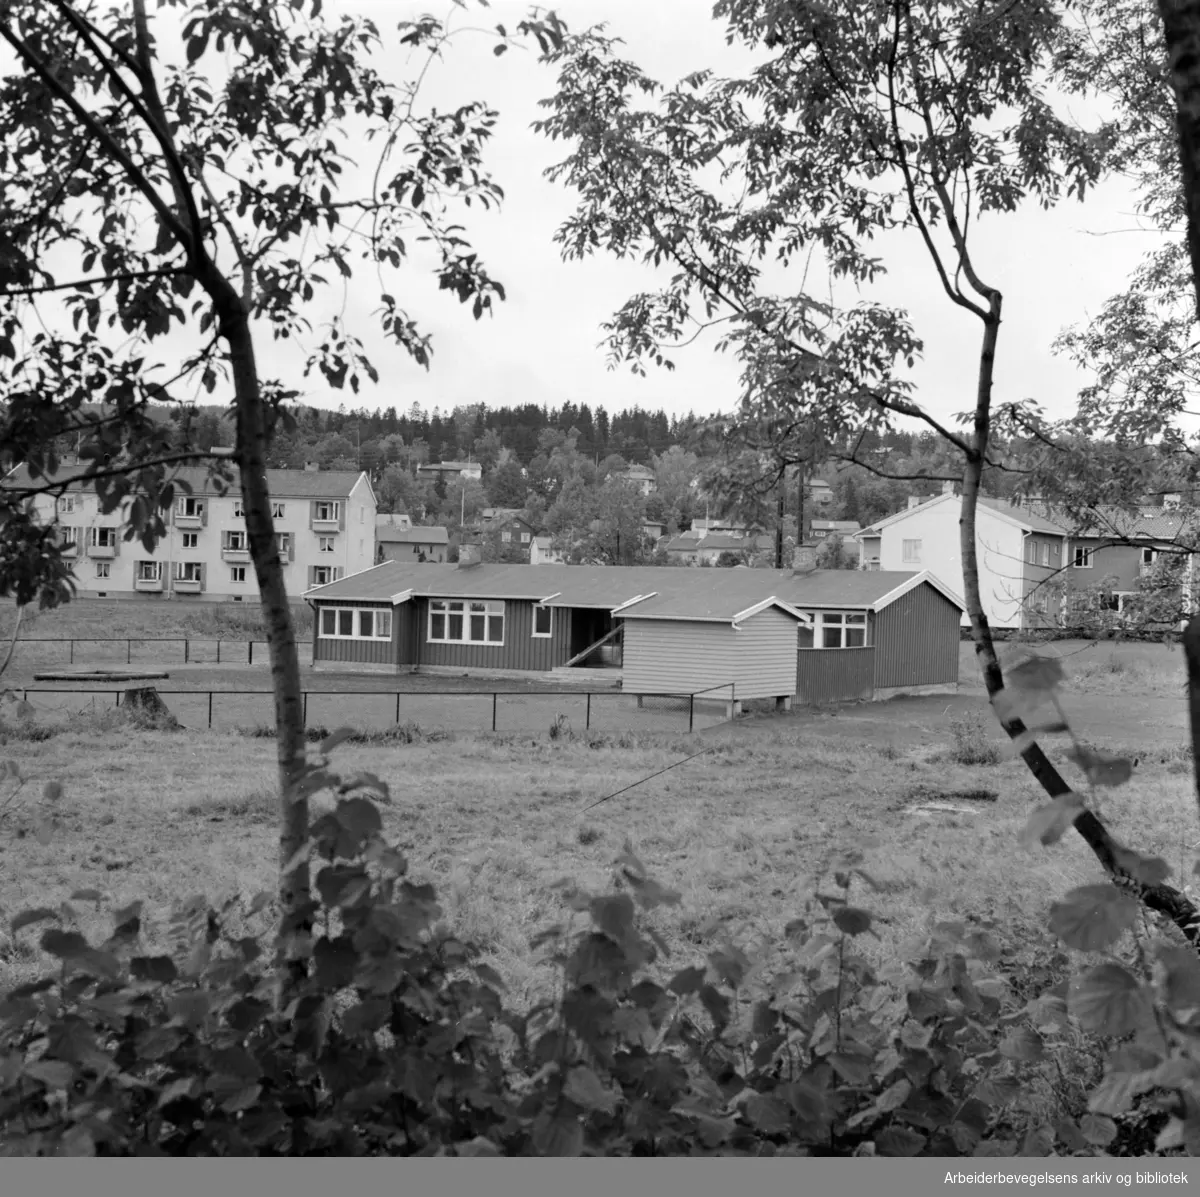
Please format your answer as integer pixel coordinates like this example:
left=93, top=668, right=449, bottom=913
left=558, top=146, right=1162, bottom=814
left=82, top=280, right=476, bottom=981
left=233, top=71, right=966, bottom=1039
left=131, top=956, right=178, bottom=985
left=1064, top=745, right=1134, bottom=788
left=998, top=1026, right=1044, bottom=1063
left=1111, top=844, right=1170, bottom=885
left=1069, top=963, right=1154, bottom=1035
left=11, top=907, right=59, bottom=934
left=832, top=906, right=872, bottom=936
left=1006, top=656, right=1064, bottom=693
left=318, top=726, right=356, bottom=754
left=530, top=1110, right=583, bottom=1156
left=1018, top=793, right=1086, bottom=849
left=563, top=1064, right=617, bottom=1113
left=40, top=928, right=90, bottom=959
left=1079, top=1113, right=1117, bottom=1147
left=23, top=1059, right=75, bottom=1089
left=874, top=1126, right=927, bottom=1156
left=1048, top=885, right=1138, bottom=951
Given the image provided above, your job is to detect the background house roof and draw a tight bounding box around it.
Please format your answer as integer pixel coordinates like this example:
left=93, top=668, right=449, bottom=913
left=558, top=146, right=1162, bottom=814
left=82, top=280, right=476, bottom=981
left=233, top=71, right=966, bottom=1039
left=1056, top=505, right=1193, bottom=541
left=4, top=462, right=367, bottom=500
left=376, top=526, right=450, bottom=545
left=305, top=561, right=964, bottom=613
left=857, top=493, right=1069, bottom=537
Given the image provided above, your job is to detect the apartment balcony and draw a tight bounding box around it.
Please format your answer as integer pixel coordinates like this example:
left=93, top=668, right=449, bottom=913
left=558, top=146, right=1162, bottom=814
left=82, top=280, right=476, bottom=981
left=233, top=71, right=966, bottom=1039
left=174, top=513, right=204, bottom=529
left=134, top=576, right=163, bottom=592
left=87, top=543, right=117, bottom=559
left=310, top=518, right=340, bottom=533
left=222, top=547, right=251, bottom=563
left=173, top=578, right=203, bottom=594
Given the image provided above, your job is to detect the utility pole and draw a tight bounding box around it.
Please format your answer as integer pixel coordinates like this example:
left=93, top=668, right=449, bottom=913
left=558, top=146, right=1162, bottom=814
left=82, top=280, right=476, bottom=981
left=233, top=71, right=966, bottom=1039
left=798, top=462, right=806, bottom=547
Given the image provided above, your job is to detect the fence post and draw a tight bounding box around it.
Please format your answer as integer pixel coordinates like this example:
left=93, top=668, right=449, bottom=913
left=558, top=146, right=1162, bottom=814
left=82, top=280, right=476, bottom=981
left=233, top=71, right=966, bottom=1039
left=126, top=639, right=131, bottom=665
left=395, top=692, right=401, bottom=725
left=492, top=692, right=497, bottom=733
left=208, top=691, right=213, bottom=729
left=689, top=693, right=695, bottom=734
left=217, top=640, right=221, bottom=665
left=249, top=641, right=253, bottom=666
left=586, top=692, right=591, bottom=731
left=303, top=692, right=308, bottom=728
left=184, top=638, right=189, bottom=664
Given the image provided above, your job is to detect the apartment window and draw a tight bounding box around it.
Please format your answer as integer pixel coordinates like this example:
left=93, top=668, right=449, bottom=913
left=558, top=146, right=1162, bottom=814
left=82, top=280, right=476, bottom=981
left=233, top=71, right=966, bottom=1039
left=233, top=500, right=244, bottom=518
left=1040, top=543, right=1050, bottom=567
left=533, top=605, right=553, bottom=638
left=818, top=611, right=868, bottom=649
left=311, top=566, right=333, bottom=586
left=175, top=562, right=202, bottom=582
left=318, top=536, right=335, bottom=553
left=276, top=532, right=291, bottom=560
left=1142, top=548, right=1158, bottom=566
left=502, top=529, right=512, bottom=543
left=57, top=495, right=76, bottom=515
left=182, top=532, right=199, bottom=549
left=520, top=532, right=531, bottom=544
left=1073, top=547, right=1093, bottom=569
left=136, top=561, right=162, bottom=582
left=1052, top=542, right=1060, bottom=557
left=95, top=562, right=110, bottom=579
left=59, top=527, right=78, bottom=547
left=1027, top=541, right=1036, bottom=565
left=271, top=502, right=285, bottom=519
left=225, top=530, right=247, bottom=551
left=230, top=566, right=246, bottom=583
left=314, top=501, right=340, bottom=521
left=318, top=607, right=390, bottom=639
left=90, top=526, right=116, bottom=547
left=177, top=497, right=205, bottom=518
left=901, top=539, right=922, bottom=564
left=429, top=599, right=504, bottom=645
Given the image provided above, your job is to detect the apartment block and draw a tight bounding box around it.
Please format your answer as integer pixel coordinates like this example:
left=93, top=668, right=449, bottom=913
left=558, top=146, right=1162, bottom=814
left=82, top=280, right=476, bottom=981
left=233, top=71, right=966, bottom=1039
left=10, top=462, right=377, bottom=602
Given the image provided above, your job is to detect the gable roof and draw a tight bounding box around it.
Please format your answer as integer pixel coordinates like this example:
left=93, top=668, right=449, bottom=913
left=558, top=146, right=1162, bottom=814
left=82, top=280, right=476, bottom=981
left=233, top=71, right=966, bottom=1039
left=376, top=525, right=449, bottom=545
left=1057, top=505, right=1194, bottom=542
left=303, top=561, right=966, bottom=615
left=3, top=461, right=369, bottom=501
left=857, top=493, right=1068, bottom=537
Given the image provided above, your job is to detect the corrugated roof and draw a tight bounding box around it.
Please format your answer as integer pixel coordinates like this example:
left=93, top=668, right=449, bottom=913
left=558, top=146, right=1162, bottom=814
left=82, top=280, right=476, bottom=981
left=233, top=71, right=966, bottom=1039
left=304, top=561, right=963, bottom=614
left=4, top=461, right=366, bottom=500
left=376, top=526, right=449, bottom=545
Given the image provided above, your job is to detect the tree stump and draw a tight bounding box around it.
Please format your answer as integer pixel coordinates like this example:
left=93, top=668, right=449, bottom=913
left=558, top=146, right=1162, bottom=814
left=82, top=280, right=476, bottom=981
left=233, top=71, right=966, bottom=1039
left=121, top=687, right=183, bottom=730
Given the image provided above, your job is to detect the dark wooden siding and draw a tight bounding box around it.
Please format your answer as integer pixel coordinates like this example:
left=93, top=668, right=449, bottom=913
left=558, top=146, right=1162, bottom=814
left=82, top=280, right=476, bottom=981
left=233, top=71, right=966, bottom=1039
left=312, top=601, right=395, bottom=666
left=397, top=603, right=418, bottom=665
left=796, top=647, right=875, bottom=703
left=414, top=597, right=572, bottom=670
left=872, top=583, right=960, bottom=688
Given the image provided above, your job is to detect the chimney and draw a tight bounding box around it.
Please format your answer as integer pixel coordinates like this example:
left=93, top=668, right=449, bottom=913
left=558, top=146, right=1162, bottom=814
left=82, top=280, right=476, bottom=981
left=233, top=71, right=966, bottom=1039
left=791, top=545, right=817, bottom=575
left=907, top=495, right=921, bottom=510
left=457, top=541, right=482, bottom=569
left=304, top=461, right=319, bottom=472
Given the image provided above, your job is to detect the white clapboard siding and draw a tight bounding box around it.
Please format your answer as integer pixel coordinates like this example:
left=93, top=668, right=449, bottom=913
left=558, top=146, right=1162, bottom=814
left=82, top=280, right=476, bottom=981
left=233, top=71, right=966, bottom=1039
left=622, top=607, right=796, bottom=699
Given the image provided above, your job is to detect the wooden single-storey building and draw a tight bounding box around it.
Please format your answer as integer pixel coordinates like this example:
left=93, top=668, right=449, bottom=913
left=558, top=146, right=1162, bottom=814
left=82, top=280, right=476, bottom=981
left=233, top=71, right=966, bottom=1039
left=303, top=560, right=964, bottom=709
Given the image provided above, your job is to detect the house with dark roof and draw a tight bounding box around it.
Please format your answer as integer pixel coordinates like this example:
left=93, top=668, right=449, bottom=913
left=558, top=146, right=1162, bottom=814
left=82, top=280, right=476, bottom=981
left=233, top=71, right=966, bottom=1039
left=302, top=555, right=964, bottom=709
left=5, top=460, right=375, bottom=602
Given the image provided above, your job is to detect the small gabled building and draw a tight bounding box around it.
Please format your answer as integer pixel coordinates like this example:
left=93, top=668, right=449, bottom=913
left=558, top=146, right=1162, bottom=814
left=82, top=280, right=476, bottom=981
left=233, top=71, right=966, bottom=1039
left=376, top=525, right=449, bottom=564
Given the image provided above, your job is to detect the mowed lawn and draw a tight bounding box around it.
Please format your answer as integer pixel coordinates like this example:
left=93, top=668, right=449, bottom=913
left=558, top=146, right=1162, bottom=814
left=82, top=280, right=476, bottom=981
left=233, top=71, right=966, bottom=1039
left=3, top=710, right=1199, bottom=1009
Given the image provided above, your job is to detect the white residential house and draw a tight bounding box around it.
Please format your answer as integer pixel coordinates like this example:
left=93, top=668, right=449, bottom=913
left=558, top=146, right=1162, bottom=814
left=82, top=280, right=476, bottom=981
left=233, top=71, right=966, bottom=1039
left=854, top=489, right=1069, bottom=629
left=9, top=462, right=376, bottom=602
left=530, top=535, right=567, bottom=565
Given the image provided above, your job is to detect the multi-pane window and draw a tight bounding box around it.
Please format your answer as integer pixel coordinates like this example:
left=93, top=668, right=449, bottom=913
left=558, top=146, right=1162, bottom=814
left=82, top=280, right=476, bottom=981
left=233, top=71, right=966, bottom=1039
left=318, top=607, right=391, bottom=639
left=57, top=495, right=76, bottom=515
left=314, top=501, right=340, bottom=521
left=429, top=599, right=503, bottom=644
left=90, top=527, right=116, bottom=547
left=225, top=530, right=247, bottom=551
left=520, top=532, right=531, bottom=544
left=901, top=539, right=921, bottom=564
left=136, top=561, right=162, bottom=581
left=182, top=532, right=199, bottom=549
left=318, top=536, right=335, bottom=553
left=311, top=566, right=333, bottom=586
left=276, top=532, right=292, bottom=560
left=59, top=527, right=78, bottom=547
left=175, top=562, right=202, bottom=582
left=230, top=566, right=246, bottom=583
left=1041, top=543, right=1050, bottom=566
left=233, top=500, right=244, bottom=518
left=1072, top=547, right=1093, bottom=568
left=533, top=605, right=552, bottom=638
left=815, top=611, right=868, bottom=649
left=502, top=530, right=512, bottom=543
left=271, top=502, right=285, bottom=519
left=177, top=497, right=205, bottom=518
left=95, top=562, right=110, bottom=579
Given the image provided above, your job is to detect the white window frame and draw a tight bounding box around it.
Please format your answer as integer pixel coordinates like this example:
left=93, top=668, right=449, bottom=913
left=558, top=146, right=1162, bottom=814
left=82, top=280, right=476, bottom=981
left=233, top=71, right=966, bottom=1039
left=520, top=531, right=531, bottom=544
left=232, top=500, right=244, bottom=518
left=90, top=526, right=117, bottom=547
left=901, top=539, right=921, bottom=564
left=181, top=532, right=199, bottom=549
left=1040, top=543, right=1050, bottom=567
left=502, top=529, right=512, bottom=543
left=230, top=566, right=247, bottom=583
left=318, top=606, right=392, bottom=640
left=318, top=536, right=336, bottom=553
left=276, top=532, right=291, bottom=559
left=271, top=502, right=285, bottom=519
left=136, top=560, right=162, bottom=582
left=814, top=610, right=868, bottom=649
left=533, top=604, right=553, bottom=638
left=59, top=526, right=78, bottom=546
left=428, top=599, right=504, bottom=646
left=314, top=501, right=340, bottom=522
left=177, top=497, right=205, bottom=518
left=1052, top=542, right=1060, bottom=558
left=224, top=530, right=247, bottom=551
left=311, top=566, right=333, bottom=587
left=174, top=561, right=203, bottom=582
left=1142, top=547, right=1158, bottom=566
left=1072, top=546, right=1094, bottom=569
left=57, top=495, right=76, bottom=515
left=95, top=562, right=110, bottom=579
